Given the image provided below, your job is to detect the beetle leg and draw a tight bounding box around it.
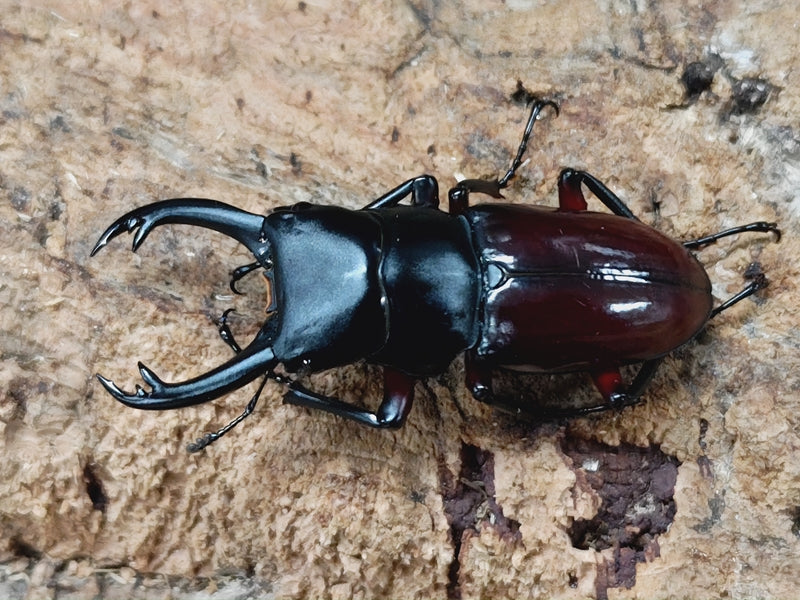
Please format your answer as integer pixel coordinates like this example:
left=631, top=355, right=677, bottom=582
left=466, top=351, right=661, bottom=419
left=448, top=99, right=559, bottom=215
left=556, top=168, right=588, bottom=211
left=216, top=308, right=242, bottom=354
left=582, top=359, right=662, bottom=414
left=589, top=367, right=626, bottom=405
left=282, top=367, right=415, bottom=428
left=682, top=221, right=780, bottom=249
left=681, top=221, right=780, bottom=317
left=464, top=351, right=494, bottom=402
left=557, top=169, right=637, bottom=219
left=709, top=272, right=769, bottom=319
left=363, top=175, right=440, bottom=209
left=588, top=361, right=659, bottom=409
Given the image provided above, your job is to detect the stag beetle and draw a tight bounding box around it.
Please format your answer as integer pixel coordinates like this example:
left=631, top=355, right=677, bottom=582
left=92, top=99, right=780, bottom=452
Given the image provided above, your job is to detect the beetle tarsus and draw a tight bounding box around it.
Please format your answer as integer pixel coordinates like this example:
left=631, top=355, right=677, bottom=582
left=683, top=222, right=780, bottom=316
left=496, top=98, right=559, bottom=189
left=682, top=221, right=781, bottom=249
left=448, top=98, right=558, bottom=214
left=216, top=308, right=242, bottom=354
left=709, top=273, right=769, bottom=319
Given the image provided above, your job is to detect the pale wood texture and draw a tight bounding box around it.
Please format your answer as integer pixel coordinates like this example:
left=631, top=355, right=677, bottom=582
left=1, top=1, right=798, bottom=598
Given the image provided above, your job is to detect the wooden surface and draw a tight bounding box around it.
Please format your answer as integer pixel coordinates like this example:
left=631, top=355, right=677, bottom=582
left=1, top=1, right=798, bottom=598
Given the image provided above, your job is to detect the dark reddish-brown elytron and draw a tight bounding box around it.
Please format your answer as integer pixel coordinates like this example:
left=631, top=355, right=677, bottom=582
left=91, top=99, right=779, bottom=451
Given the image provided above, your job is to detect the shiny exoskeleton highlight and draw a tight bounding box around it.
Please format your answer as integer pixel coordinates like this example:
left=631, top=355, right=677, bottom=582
left=91, top=99, right=779, bottom=451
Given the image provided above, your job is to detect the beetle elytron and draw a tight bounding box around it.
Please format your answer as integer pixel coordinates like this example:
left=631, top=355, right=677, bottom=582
left=92, top=98, right=779, bottom=451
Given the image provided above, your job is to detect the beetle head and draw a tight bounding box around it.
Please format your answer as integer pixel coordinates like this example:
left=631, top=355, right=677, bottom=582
left=92, top=199, right=278, bottom=410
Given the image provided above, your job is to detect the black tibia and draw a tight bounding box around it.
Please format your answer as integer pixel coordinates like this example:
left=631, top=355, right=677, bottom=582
left=466, top=352, right=662, bottom=419
left=364, top=175, right=440, bottom=209
left=682, top=221, right=780, bottom=318
left=448, top=99, right=559, bottom=214
left=282, top=367, right=416, bottom=428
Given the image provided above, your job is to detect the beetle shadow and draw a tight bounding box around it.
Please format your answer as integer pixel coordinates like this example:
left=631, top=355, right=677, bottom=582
left=485, top=367, right=638, bottom=423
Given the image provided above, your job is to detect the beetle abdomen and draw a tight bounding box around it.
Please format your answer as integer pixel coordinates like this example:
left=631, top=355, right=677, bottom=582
left=467, top=205, right=712, bottom=370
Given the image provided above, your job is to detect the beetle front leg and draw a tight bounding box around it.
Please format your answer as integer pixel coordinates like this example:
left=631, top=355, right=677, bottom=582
left=448, top=99, right=559, bottom=215
left=363, top=175, right=440, bottom=209
left=282, top=367, right=415, bottom=428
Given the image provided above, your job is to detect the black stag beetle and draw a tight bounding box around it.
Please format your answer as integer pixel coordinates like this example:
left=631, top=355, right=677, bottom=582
left=92, top=99, right=779, bottom=452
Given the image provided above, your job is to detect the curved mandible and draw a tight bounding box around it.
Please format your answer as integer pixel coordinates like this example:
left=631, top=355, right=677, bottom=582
left=92, top=199, right=278, bottom=409
left=96, top=326, right=278, bottom=410
left=91, top=198, right=271, bottom=266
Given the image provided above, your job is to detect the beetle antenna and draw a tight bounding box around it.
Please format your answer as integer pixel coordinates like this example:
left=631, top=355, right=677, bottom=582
left=187, top=374, right=269, bottom=453
left=230, top=261, right=265, bottom=294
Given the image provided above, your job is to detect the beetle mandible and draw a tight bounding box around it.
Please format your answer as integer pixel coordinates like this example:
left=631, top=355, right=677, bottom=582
left=92, top=99, right=780, bottom=452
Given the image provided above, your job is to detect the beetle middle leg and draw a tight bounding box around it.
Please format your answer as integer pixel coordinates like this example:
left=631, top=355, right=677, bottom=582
left=229, top=260, right=263, bottom=294
left=465, top=352, right=662, bottom=419
left=556, top=168, right=638, bottom=218
left=216, top=308, right=242, bottom=354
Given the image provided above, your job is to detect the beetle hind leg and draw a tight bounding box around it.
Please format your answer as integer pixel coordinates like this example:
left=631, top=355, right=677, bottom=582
left=586, top=360, right=661, bottom=414
left=682, top=221, right=780, bottom=318
left=709, top=272, right=770, bottom=319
